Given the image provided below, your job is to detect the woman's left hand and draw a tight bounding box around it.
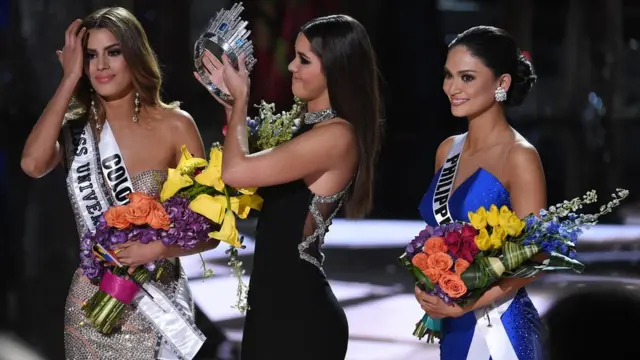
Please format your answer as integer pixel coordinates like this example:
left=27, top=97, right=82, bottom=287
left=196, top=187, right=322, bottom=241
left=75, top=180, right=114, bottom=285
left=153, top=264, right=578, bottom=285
left=220, top=53, right=250, bottom=105
left=421, top=294, right=465, bottom=319
left=114, top=241, right=166, bottom=267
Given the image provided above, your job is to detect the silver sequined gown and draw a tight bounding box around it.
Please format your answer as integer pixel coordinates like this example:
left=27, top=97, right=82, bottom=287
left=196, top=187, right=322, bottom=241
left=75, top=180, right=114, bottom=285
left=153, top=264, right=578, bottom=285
left=63, top=170, right=196, bottom=360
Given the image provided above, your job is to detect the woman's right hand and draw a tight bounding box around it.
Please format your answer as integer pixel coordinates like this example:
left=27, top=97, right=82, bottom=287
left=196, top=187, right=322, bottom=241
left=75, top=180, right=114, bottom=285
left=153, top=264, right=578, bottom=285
left=56, top=19, right=86, bottom=82
left=194, top=49, right=233, bottom=111
left=415, top=285, right=436, bottom=312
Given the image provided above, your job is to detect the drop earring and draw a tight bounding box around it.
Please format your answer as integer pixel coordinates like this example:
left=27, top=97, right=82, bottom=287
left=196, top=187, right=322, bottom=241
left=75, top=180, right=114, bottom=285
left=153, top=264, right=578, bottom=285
left=90, top=90, right=101, bottom=132
left=133, top=92, right=140, bottom=123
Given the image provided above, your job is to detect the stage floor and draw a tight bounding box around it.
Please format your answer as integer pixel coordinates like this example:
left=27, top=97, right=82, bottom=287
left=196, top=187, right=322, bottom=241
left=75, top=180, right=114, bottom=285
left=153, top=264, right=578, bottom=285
left=182, top=219, right=640, bottom=359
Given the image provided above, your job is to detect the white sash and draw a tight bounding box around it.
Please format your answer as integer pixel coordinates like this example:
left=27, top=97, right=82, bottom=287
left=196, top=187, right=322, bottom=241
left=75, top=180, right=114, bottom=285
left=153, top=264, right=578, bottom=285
left=65, top=120, right=205, bottom=359
left=98, top=121, right=134, bottom=206
left=430, top=133, right=518, bottom=360
left=467, top=297, right=518, bottom=360
left=432, top=134, right=465, bottom=224
left=66, top=120, right=113, bottom=234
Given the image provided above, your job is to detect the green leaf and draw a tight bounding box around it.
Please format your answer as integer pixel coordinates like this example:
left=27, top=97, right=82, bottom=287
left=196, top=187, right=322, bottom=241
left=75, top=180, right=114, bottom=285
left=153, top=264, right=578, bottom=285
left=460, top=257, right=501, bottom=290
left=500, top=241, right=541, bottom=271
left=537, top=252, right=585, bottom=273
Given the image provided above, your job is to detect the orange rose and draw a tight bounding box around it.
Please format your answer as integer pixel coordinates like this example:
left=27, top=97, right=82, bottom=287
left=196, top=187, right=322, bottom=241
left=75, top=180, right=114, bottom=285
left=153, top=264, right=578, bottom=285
left=424, top=236, right=448, bottom=256
left=146, top=203, right=171, bottom=230
left=424, top=268, right=442, bottom=283
left=454, top=258, right=470, bottom=276
left=128, top=192, right=157, bottom=205
left=104, top=206, right=131, bottom=230
left=427, top=252, right=454, bottom=272
left=411, top=252, right=429, bottom=273
left=125, top=200, right=154, bottom=226
left=439, top=273, right=467, bottom=298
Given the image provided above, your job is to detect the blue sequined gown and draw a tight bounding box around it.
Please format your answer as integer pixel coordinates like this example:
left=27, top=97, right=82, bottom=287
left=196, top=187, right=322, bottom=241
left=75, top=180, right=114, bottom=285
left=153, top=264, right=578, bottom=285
left=418, top=167, right=545, bottom=360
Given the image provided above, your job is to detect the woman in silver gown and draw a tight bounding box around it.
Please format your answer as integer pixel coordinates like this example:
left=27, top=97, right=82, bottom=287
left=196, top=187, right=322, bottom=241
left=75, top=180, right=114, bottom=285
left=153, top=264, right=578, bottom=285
left=21, top=7, right=217, bottom=359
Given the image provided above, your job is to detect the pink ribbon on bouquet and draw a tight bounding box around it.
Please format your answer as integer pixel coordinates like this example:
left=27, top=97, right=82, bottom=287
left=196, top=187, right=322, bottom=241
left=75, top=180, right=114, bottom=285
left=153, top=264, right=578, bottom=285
left=99, top=271, right=140, bottom=304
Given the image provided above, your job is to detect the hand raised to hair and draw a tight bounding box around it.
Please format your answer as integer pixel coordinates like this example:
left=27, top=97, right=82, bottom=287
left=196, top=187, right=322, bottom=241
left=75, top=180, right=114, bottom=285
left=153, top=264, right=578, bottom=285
left=56, top=19, right=86, bottom=82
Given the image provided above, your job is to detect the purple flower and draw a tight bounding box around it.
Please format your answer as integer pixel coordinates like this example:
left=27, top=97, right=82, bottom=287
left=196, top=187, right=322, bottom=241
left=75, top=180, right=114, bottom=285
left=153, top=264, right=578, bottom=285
left=79, top=196, right=215, bottom=280
left=444, top=223, right=463, bottom=233
left=432, top=226, right=445, bottom=237
left=418, top=225, right=434, bottom=239
left=160, top=196, right=213, bottom=249
left=109, top=231, right=128, bottom=245
left=428, top=284, right=453, bottom=305
left=131, top=227, right=158, bottom=244
left=97, top=215, right=108, bottom=230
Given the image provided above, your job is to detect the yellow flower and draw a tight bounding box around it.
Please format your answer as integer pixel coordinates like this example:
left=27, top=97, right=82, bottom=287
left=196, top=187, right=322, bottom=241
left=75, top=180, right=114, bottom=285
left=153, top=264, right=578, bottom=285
left=468, top=206, right=488, bottom=230
left=194, top=147, right=225, bottom=191
left=503, top=214, right=525, bottom=237
left=189, top=194, right=228, bottom=224
left=160, top=168, right=194, bottom=201
left=474, top=228, right=492, bottom=251
left=490, top=226, right=507, bottom=249
left=228, top=194, right=264, bottom=219
left=176, top=145, right=208, bottom=174
left=159, top=145, right=207, bottom=201
left=487, top=205, right=500, bottom=227
left=238, top=187, right=259, bottom=196
left=498, top=206, right=514, bottom=227
left=209, top=210, right=241, bottom=247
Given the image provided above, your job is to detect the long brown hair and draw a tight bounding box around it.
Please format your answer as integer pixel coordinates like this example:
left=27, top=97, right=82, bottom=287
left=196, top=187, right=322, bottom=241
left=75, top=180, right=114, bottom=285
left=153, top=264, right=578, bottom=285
left=301, top=15, right=382, bottom=219
left=67, top=7, right=177, bottom=121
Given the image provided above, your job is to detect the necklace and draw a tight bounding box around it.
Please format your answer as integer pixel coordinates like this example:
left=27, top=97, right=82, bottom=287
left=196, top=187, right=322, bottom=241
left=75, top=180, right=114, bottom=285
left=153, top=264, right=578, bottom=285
left=302, top=108, right=337, bottom=125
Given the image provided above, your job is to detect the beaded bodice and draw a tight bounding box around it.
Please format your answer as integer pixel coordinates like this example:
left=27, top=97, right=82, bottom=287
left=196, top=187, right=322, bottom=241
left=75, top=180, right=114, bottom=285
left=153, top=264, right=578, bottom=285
left=128, top=170, right=167, bottom=198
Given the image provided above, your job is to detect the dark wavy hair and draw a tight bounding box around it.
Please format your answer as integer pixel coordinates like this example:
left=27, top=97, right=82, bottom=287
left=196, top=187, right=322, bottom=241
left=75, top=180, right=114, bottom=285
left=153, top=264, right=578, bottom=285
left=448, top=26, right=537, bottom=106
left=301, top=15, right=382, bottom=218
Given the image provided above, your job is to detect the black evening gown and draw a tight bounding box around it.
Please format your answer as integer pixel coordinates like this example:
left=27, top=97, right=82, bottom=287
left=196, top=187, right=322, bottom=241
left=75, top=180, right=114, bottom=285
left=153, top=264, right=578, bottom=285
left=241, top=123, right=350, bottom=360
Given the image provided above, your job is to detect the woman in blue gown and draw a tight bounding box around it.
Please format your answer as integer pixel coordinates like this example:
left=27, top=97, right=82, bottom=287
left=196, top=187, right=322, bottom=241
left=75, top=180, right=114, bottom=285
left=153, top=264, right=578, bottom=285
left=414, top=26, right=546, bottom=360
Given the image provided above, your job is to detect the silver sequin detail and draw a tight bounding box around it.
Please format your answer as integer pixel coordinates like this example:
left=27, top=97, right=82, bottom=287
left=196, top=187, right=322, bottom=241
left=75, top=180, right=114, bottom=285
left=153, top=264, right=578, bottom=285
left=63, top=169, right=199, bottom=359
left=64, top=261, right=180, bottom=360
left=298, top=183, right=351, bottom=274
left=302, top=108, right=337, bottom=125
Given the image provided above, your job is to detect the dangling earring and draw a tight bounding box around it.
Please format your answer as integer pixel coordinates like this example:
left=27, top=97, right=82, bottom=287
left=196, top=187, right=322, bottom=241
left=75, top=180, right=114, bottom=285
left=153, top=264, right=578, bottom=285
left=90, top=91, right=101, bottom=132
left=132, top=92, right=140, bottom=123
left=89, top=88, right=102, bottom=132
left=494, top=87, right=507, bottom=102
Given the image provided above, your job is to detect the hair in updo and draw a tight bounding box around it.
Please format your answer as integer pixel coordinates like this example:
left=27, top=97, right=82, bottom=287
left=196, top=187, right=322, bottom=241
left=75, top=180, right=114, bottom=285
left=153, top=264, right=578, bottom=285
left=448, top=25, right=536, bottom=106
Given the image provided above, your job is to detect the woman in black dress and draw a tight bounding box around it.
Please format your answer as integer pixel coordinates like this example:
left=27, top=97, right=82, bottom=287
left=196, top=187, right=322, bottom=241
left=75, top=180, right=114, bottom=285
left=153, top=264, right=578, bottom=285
left=196, top=14, right=382, bottom=360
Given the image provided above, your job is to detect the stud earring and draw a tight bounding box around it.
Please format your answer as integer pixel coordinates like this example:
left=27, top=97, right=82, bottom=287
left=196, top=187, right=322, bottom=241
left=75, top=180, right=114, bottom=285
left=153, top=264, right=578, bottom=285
left=495, top=87, right=507, bottom=102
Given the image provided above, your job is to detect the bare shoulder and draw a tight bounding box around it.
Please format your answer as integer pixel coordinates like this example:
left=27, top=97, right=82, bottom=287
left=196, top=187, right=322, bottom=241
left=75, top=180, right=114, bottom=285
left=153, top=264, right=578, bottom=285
left=154, top=107, right=205, bottom=157
left=503, top=136, right=547, bottom=215
left=435, top=135, right=457, bottom=171
left=304, top=117, right=356, bottom=154
left=159, top=107, right=198, bottom=133
left=505, top=138, right=542, bottom=170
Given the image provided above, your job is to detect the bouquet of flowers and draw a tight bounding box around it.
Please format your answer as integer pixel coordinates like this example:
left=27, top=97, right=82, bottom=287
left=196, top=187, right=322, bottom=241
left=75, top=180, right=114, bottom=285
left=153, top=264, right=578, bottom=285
left=246, top=97, right=306, bottom=152
left=80, top=143, right=262, bottom=334
left=399, top=188, right=629, bottom=343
